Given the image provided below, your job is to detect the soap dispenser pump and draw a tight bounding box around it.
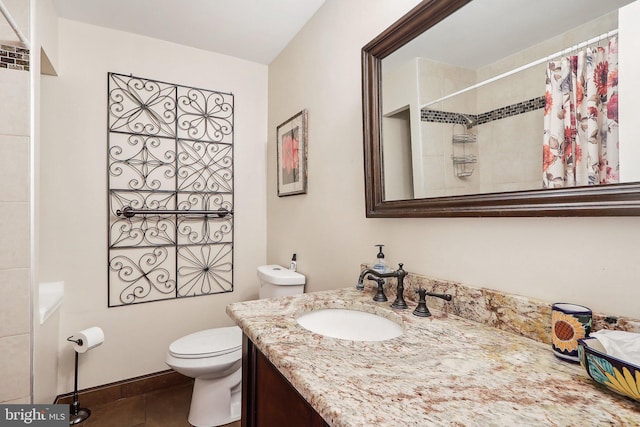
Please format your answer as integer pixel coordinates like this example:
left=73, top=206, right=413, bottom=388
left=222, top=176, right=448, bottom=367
left=372, top=244, right=388, bottom=274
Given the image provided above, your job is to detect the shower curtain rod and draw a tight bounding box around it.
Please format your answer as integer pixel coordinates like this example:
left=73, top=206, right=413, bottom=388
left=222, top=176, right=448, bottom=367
left=420, top=29, right=618, bottom=109
left=0, top=0, right=29, bottom=48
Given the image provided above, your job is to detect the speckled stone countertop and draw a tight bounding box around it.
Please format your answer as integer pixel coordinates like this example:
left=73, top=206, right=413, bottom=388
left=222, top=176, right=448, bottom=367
left=226, top=288, right=640, bottom=426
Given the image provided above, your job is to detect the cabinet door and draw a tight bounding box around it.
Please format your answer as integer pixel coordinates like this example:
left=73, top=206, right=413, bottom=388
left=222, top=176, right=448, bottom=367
left=242, top=335, right=328, bottom=427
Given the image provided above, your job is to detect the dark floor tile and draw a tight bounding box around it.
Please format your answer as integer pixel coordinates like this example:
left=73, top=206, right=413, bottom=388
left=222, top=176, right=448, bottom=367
left=144, top=383, right=192, bottom=427
left=74, top=381, right=242, bottom=427
left=83, top=394, right=146, bottom=427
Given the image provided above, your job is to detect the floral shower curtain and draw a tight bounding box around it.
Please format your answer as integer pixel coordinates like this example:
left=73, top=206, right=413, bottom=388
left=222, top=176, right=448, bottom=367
left=543, top=37, right=619, bottom=188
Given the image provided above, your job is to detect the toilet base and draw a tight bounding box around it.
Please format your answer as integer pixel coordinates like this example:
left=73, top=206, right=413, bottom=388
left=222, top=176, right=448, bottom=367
left=188, top=368, right=242, bottom=427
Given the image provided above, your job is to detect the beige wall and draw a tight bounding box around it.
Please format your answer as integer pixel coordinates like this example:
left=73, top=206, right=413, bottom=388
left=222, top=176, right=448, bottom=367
left=39, top=19, right=268, bottom=394
left=267, top=0, right=640, bottom=319
left=32, top=0, right=60, bottom=404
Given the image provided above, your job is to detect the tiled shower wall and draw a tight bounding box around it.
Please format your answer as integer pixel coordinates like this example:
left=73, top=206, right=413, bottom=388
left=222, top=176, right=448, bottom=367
left=383, top=12, right=617, bottom=197
left=0, top=53, right=30, bottom=402
left=418, top=57, right=479, bottom=198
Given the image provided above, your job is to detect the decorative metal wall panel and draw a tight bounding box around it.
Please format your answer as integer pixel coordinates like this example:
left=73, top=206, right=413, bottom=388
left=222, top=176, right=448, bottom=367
left=107, top=73, right=234, bottom=306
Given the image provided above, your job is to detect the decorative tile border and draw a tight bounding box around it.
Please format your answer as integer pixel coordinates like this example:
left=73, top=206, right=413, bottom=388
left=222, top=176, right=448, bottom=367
left=363, top=265, right=640, bottom=344
left=0, top=45, right=29, bottom=71
left=421, top=96, right=545, bottom=127
left=420, top=109, right=472, bottom=126
left=476, top=96, right=545, bottom=125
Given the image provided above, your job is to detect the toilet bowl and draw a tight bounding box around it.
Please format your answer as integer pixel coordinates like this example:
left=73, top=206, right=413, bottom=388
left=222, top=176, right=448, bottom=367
left=166, top=326, right=242, bottom=426
left=166, top=265, right=305, bottom=427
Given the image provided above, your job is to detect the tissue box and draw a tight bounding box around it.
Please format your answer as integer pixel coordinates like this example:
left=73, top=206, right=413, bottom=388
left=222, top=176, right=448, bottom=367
left=578, top=337, right=640, bottom=402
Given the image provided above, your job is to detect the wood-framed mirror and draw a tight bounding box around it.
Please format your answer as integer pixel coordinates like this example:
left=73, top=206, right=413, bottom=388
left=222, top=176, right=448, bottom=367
left=362, top=0, right=640, bottom=217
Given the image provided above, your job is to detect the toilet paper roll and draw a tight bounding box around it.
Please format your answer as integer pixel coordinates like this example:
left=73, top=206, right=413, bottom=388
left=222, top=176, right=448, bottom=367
left=72, top=327, right=105, bottom=353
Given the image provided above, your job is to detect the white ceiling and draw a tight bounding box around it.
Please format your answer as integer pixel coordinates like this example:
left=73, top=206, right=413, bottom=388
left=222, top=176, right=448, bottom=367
left=37, top=0, right=636, bottom=69
left=51, top=0, right=326, bottom=65
left=385, top=0, right=635, bottom=71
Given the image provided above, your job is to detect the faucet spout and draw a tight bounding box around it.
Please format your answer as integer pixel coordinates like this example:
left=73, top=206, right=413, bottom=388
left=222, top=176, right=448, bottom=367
left=356, top=268, right=398, bottom=290
left=356, top=263, right=409, bottom=310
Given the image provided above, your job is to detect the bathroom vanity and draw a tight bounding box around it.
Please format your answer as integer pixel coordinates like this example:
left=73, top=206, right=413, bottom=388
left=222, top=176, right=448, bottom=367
left=242, top=336, right=328, bottom=426
left=227, top=288, right=640, bottom=426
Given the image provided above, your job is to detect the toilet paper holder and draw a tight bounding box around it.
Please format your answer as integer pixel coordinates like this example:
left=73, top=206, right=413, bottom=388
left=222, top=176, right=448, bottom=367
left=66, top=335, right=83, bottom=346
left=66, top=335, right=92, bottom=425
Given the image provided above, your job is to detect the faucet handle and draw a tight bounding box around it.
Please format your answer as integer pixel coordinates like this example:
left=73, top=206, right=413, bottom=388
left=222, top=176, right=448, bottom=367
left=413, top=288, right=431, bottom=317
left=413, top=288, right=453, bottom=317
left=425, top=291, right=452, bottom=301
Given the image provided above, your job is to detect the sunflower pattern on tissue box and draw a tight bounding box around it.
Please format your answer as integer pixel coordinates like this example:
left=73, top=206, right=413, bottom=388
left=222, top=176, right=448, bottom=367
left=579, top=337, right=640, bottom=402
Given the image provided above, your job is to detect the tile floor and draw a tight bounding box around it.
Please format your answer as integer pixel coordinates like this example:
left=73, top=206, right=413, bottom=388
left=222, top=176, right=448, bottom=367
left=76, top=381, right=241, bottom=427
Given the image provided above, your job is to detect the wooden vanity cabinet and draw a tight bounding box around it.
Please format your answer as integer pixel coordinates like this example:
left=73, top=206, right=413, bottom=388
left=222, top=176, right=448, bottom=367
left=242, top=334, right=329, bottom=427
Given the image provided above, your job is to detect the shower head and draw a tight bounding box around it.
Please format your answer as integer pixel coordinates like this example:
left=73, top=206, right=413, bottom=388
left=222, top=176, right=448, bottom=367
left=458, top=113, right=477, bottom=129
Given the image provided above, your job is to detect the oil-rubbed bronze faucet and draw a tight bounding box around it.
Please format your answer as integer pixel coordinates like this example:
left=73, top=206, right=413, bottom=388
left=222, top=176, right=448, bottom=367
left=356, top=263, right=409, bottom=309
left=413, top=288, right=453, bottom=317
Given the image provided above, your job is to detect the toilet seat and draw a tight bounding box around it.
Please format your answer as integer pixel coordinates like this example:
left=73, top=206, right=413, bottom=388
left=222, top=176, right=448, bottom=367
left=169, top=326, right=242, bottom=359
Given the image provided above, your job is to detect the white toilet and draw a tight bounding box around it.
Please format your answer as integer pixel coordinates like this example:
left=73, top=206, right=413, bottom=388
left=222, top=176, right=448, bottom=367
left=166, top=265, right=306, bottom=427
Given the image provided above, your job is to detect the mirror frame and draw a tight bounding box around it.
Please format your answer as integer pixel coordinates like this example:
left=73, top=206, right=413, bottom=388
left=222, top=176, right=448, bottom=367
left=362, top=0, right=640, bottom=217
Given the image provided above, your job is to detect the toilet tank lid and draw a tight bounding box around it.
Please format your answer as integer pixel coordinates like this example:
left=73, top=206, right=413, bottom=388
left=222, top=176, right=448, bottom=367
left=257, top=265, right=306, bottom=285
left=169, top=326, right=242, bottom=358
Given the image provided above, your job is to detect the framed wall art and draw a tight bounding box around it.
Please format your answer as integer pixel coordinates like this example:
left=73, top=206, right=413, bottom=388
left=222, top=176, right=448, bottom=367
left=276, top=109, right=308, bottom=196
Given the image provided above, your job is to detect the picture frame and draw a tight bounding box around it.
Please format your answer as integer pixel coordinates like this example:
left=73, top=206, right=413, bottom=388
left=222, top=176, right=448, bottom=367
left=276, top=109, right=308, bottom=196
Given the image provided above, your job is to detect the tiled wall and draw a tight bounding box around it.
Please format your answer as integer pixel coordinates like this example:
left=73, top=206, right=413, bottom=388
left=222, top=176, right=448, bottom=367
left=418, top=58, right=480, bottom=197
left=0, top=53, right=31, bottom=403
left=0, top=45, right=30, bottom=71
left=421, top=91, right=546, bottom=195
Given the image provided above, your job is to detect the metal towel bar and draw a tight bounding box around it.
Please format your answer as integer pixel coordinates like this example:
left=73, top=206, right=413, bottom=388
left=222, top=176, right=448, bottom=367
left=116, top=206, right=232, bottom=218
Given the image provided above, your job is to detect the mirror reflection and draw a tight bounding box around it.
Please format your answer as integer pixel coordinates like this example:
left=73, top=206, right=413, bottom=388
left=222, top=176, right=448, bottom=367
left=380, top=0, right=635, bottom=201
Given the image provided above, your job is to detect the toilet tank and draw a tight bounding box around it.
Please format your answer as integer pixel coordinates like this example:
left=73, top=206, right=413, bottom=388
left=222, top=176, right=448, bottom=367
left=257, top=265, right=306, bottom=299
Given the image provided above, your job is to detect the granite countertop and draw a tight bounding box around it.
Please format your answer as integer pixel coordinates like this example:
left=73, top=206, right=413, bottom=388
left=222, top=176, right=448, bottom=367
left=226, top=287, right=640, bottom=426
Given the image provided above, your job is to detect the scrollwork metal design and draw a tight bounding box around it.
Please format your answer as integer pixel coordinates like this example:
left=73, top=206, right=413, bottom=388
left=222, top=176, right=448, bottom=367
left=108, top=134, right=176, bottom=191
left=177, top=193, right=233, bottom=245
left=177, top=88, right=233, bottom=143
left=108, top=73, right=234, bottom=306
left=110, top=191, right=176, bottom=248
left=109, top=247, right=177, bottom=305
left=177, top=244, right=233, bottom=297
left=177, top=140, right=233, bottom=192
left=109, top=74, right=177, bottom=137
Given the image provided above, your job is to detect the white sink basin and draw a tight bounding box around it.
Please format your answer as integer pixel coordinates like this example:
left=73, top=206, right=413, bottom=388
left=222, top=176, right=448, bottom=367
left=296, top=308, right=403, bottom=341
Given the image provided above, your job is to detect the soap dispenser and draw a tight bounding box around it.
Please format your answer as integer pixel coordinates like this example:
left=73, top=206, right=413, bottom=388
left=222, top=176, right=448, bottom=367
left=289, top=253, right=297, bottom=272
left=372, top=244, right=388, bottom=274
